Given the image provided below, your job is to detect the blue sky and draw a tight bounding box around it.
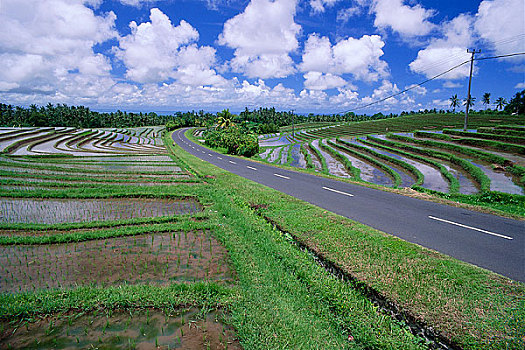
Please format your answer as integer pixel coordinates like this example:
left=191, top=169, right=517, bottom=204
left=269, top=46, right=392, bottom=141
left=0, top=0, right=523, bottom=115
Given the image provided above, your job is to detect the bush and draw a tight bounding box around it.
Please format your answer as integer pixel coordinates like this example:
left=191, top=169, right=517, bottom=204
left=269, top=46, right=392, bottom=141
left=204, top=125, right=259, bottom=157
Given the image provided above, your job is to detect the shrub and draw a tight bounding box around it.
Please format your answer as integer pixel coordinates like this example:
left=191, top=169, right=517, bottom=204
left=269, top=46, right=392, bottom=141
left=204, top=126, right=259, bottom=157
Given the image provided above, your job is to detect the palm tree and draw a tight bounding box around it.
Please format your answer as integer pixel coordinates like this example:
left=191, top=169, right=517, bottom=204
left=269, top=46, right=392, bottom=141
left=449, top=94, right=460, bottom=112
left=216, top=109, right=234, bottom=129
left=482, top=93, right=491, bottom=110
left=495, top=97, right=507, bottom=110
left=463, top=96, right=476, bottom=109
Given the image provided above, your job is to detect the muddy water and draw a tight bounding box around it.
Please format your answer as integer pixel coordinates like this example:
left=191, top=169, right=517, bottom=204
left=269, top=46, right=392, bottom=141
left=267, top=147, right=281, bottom=163
left=349, top=140, right=415, bottom=188
left=440, top=163, right=478, bottom=194
left=311, top=140, right=351, bottom=178
left=357, top=142, right=449, bottom=192
left=260, top=134, right=291, bottom=147
left=0, top=167, right=190, bottom=178
left=304, top=146, right=322, bottom=170
left=259, top=148, right=272, bottom=159
left=0, top=197, right=202, bottom=224
left=0, top=231, right=233, bottom=293
left=290, top=144, right=306, bottom=168
left=0, top=308, right=241, bottom=349
left=329, top=142, right=393, bottom=186
left=279, top=146, right=289, bottom=164
left=472, top=162, right=524, bottom=194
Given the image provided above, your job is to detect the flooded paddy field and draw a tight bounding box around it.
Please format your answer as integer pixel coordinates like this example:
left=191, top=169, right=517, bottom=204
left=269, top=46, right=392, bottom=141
left=311, top=140, right=352, bottom=178
left=260, top=124, right=524, bottom=195
left=0, top=231, right=233, bottom=293
left=289, top=144, right=306, bottom=168
left=0, top=197, right=202, bottom=224
left=0, top=308, right=241, bottom=350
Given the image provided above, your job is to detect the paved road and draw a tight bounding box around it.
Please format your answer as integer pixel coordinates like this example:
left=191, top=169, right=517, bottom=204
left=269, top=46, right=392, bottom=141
left=173, top=129, right=525, bottom=282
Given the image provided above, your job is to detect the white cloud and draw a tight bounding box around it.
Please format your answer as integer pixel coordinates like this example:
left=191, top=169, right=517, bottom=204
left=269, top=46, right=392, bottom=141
left=0, top=0, right=116, bottom=95
left=218, top=0, right=301, bottom=79
left=405, top=84, right=427, bottom=95
left=371, top=0, right=435, bottom=37
left=300, top=33, right=389, bottom=83
left=337, top=6, right=363, bottom=23
left=475, top=0, right=525, bottom=57
left=409, top=14, right=474, bottom=80
left=118, top=0, right=156, bottom=6
left=303, top=72, right=347, bottom=90
left=116, top=8, right=224, bottom=86
left=515, top=82, right=525, bottom=89
left=310, top=0, right=340, bottom=14
left=443, top=81, right=462, bottom=88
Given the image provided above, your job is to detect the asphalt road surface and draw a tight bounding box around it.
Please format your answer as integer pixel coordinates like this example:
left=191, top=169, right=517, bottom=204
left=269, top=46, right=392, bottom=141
left=173, top=128, right=525, bottom=282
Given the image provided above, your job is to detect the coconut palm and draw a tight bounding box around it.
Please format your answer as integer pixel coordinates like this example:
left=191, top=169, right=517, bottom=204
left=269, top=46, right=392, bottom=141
left=495, top=97, right=507, bottom=110
left=482, top=93, right=491, bottom=110
left=463, top=96, right=476, bottom=109
left=449, top=94, right=460, bottom=112
left=216, top=109, right=234, bottom=129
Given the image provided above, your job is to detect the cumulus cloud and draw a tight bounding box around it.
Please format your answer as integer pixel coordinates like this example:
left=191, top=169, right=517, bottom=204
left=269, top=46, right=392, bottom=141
left=300, top=33, right=389, bottom=85
left=116, top=8, right=225, bottom=86
left=218, top=0, right=301, bottom=79
left=310, top=0, right=340, bottom=14
left=409, top=14, right=474, bottom=80
left=0, top=0, right=116, bottom=95
left=475, top=0, right=525, bottom=57
left=515, top=82, right=525, bottom=89
left=303, top=72, right=347, bottom=90
left=371, top=0, right=435, bottom=37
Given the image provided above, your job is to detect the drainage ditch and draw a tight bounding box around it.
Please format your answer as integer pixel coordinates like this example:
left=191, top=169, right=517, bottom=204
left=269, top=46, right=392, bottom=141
left=253, top=207, right=460, bottom=350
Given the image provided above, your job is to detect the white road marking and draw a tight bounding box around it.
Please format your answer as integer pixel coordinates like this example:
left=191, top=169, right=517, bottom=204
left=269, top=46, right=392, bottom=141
left=217, top=157, right=223, bottom=160
left=208, top=154, right=213, bottom=156
left=428, top=216, right=513, bottom=240
left=322, top=186, right=354, bottom=197
left=246, top=166, right=257, bottom=170
left=229, top=160, right=236, bottom=164
left=274, top=173, right=290, bottom=180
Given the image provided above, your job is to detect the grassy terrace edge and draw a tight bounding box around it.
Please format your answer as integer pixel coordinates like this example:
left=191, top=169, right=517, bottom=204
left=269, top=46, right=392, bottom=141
left=177, top=128, right=524, bottom=349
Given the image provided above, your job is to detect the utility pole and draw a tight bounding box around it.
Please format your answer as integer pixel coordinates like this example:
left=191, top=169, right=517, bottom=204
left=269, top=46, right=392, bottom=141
left=464, top=48, right=481, bottom=130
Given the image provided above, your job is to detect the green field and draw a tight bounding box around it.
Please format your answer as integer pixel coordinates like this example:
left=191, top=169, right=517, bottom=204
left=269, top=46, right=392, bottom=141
left=0, top=124, right=523, bottom=349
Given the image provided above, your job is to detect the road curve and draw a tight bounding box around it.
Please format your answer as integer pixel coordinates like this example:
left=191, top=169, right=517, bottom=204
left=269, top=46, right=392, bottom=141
left=173, top=128, right=525, bottom=282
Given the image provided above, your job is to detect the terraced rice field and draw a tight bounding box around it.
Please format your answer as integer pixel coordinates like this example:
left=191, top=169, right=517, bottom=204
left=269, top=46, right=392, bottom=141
left=0, top=126, right=238, bottom=348
left=258, top=123, right=525, bottom=196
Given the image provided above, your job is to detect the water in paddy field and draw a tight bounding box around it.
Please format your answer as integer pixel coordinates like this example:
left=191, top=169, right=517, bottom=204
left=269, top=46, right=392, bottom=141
left=305, top=145, right=322, bottom=170
left=0, top=197, right=203, bottom=224
left=280, top=146, right=289, bottom=164
left=351, top=140, right=415, bottom=188
left=259, top=134, right=292, bottom=147
left=0, top=231, right=233, bottom=293
left=331, top=143, right=393, bottom=186
left=290, top=144, right=306, bottom=168
left=267, top=147, right=281, bottom=163
left=311, top=140, right=351, bottom=178
left=0, top=308, right=242, bottom=350
left=359, top=143, right=449, bottom=192
left=471, top=162, right=524, bottom=195
left=259, top=148, right=272, bottom=159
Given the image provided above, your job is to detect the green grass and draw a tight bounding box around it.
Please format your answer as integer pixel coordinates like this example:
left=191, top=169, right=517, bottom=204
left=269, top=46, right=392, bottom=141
left=2, top=126, right=522, bottom=350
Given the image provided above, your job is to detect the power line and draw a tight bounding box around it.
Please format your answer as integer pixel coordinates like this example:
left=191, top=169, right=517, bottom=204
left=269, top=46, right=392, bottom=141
left=340, top=52, right=525, bottom=114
